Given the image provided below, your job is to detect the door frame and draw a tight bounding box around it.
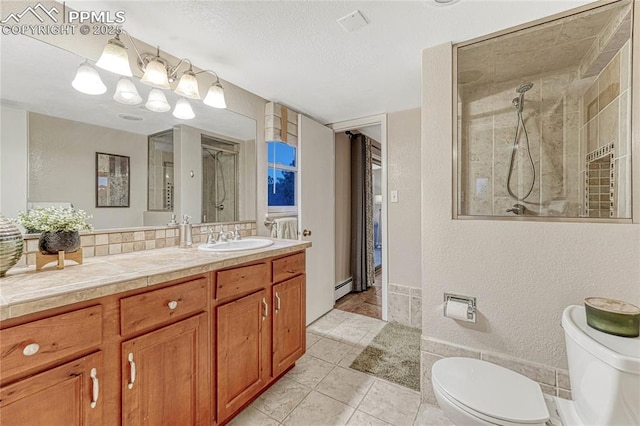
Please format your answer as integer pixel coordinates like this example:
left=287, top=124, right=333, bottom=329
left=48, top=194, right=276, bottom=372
left=329, top=114, right=388, bottom=321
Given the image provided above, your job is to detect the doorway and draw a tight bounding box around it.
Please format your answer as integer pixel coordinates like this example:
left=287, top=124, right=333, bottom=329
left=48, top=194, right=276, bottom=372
left=330, top=115, right=388, bottom=321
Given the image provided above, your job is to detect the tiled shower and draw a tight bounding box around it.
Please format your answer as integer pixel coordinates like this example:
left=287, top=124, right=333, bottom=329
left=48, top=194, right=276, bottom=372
left=456, top=1, right=632, bottom=219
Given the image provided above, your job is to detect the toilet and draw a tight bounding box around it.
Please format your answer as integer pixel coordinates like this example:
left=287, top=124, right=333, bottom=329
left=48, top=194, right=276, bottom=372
left=431, top=305, right=640, bottom=425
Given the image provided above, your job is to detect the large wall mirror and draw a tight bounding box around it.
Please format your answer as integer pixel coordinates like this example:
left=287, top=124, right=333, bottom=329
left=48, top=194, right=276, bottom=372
left=1, top=34, right=257, bottom=230
left=455, top=0, right=632, bottom=220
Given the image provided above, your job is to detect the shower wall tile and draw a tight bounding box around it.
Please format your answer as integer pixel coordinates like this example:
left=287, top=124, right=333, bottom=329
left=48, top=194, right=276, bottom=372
left=618, top=90, right=630, bottom=157
left=598, top=53, right=620, bottom=112
left=586, top=118, right=599, bottom=154
left=620, top=41, right=631, bottom=92
left=583, top=83, right=599, bottom=124
left=598, top=98, right=619, bottom=149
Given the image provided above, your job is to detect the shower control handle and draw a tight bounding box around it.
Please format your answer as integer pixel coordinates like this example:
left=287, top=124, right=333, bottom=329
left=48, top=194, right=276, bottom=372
left=506, top=204, right=526, bottom=215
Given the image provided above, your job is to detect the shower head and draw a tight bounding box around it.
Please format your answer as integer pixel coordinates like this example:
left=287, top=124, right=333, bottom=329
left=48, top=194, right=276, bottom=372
left=516, top=82, right=534, bottom=93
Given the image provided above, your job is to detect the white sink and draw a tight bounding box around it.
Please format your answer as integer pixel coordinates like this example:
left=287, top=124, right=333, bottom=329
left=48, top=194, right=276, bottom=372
left=197, top=238, right=274, bottom=252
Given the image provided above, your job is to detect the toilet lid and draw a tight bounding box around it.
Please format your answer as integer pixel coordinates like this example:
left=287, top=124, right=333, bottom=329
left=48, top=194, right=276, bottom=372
left=432, top=357, right=549, bottom=424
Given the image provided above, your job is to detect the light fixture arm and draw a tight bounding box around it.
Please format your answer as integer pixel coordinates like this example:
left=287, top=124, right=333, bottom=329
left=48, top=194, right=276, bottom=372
left=167, top=58, right=194, bottom=80
left=194, top=70, right=222, bottom=84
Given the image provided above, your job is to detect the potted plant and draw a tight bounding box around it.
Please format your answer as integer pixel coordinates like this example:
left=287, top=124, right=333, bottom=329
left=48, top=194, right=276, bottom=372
left=17, top=207, right=93, bottom=254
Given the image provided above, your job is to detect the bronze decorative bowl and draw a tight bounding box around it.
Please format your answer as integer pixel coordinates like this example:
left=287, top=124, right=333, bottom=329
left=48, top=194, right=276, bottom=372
left=584, top=297, right=640, bottom=338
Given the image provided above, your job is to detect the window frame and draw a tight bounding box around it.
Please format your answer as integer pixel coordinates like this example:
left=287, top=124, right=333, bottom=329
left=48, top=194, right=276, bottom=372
left=267, top=141, right=298, bottom=214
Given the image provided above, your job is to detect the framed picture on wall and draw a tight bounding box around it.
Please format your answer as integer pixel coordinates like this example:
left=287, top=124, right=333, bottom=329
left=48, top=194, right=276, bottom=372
left=96, top=152, right=130, bottom=208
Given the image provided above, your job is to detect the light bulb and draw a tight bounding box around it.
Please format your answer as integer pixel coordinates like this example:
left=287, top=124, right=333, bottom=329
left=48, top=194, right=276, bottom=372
left=71, top=61, right=107, bottom=95
left=113, top=77, right=142, bottom=105
left=96, top=36, right=133, bottom=77
left=141, top=58, right=170, bottom=89
left=145, top=89, right=171, bottom=112
left=174, top=70, right=200, bottom=99
left=203, top=82, right=226, bottom=108
left=173, top=98, right=195, bottom=120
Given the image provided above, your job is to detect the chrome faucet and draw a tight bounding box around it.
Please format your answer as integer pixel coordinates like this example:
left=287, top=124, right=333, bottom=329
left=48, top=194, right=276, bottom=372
left=233, top=225, right=242, bottom=240
left=217, top=227, right=234, bottom=242
left=506, top=204, right=526, bottom=215
left=206, top=227, right=217, bottom=244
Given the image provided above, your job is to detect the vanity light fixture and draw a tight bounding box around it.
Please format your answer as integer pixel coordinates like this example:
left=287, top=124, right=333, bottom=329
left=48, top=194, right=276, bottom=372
left=96, top=33, right=133, bottom=77
left=145, top=88, right=171, bottom=112
left=172, top=98, right=195, bottom=120
left=95, top=30, right=227, bottom=109
left=140, top=49, right=171, bottom=90
left=71, top=61, right=107, bottom=95
left=174, top=63, right=200, bottom=99
left=113, top=77, right=142, bottom=105
left=203, top=78, right=227, bottom=109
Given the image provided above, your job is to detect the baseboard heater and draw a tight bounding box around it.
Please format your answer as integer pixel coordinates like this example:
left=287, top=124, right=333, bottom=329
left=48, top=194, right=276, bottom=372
left=334, top=277, right=353, bottom=301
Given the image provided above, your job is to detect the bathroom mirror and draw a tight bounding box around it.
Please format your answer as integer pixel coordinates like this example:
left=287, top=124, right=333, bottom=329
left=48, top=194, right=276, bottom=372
left=1, top=34, right=257, bottom=230
left=455, top=0, right=632, bottom=220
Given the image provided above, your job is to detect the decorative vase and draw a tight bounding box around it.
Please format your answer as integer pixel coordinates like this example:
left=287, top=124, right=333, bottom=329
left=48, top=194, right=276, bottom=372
left=39, top=231, right=80, bottom=254
left=0, top=213, right=24, bottom=277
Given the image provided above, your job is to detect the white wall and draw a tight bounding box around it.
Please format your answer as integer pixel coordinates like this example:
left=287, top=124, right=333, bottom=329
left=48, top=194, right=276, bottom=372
left=388, top=109, right=422, bottom=289
left=0, top=104, right=28, bottom=220
left=174, top=125, right=202, bottom=222
left=29, top=112, right=147, bottom=229
left=335, top=131, right=352, bottom=284
left=421, top=43, right=640, bottom=368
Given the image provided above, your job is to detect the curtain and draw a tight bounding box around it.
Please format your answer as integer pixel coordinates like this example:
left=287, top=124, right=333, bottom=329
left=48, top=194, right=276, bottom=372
left=350, top=133, right=375, bottom=292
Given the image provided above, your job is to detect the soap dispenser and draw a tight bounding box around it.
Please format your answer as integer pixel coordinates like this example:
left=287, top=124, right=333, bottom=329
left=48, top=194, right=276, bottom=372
left=178, top=214, right=192, bottom=248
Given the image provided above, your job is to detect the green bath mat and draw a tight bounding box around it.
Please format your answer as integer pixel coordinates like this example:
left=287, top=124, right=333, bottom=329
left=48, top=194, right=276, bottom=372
left=349, top=321, right=421, bottom=391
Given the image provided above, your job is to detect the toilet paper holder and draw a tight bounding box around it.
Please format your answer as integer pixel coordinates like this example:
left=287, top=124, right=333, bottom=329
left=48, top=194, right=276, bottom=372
left=444, top=293, right=477, bottom=323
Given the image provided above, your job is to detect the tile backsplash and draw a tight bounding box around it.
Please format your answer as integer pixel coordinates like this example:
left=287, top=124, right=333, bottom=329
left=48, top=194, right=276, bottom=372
left=16, top=221, right=257, bottom=268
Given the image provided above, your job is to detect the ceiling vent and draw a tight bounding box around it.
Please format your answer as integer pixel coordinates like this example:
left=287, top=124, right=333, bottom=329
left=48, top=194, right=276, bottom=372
left=337, top=10, right=368, bottom=33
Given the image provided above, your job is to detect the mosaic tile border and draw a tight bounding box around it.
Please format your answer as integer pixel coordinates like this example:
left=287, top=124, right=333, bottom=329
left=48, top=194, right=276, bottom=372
left=15, top=221, right=257, bottom=268
left=585, top=143, right=615, bottom=218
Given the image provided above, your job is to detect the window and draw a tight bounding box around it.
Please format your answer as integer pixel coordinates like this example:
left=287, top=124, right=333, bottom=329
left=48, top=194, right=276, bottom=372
left=267, top=141, right=296, bottom=210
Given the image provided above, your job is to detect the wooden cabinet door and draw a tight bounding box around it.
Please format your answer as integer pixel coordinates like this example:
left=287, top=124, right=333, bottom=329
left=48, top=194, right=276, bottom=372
left=217, top=289, right=270, bottom=422
left=272, top=275, right=306, bottom=377
left=122, top=313, right=209, bottom=426
left=0, top=351, right=103, bottom=426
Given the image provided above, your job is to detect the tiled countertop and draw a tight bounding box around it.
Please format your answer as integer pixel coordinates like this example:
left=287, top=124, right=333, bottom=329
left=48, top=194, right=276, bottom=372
left=0, top=238, right=311, bottom=321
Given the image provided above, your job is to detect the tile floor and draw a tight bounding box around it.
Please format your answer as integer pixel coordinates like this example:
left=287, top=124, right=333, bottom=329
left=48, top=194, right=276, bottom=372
left=334, top=271, right=383, bottom=320
left=229, top=309, right=452, bottom=426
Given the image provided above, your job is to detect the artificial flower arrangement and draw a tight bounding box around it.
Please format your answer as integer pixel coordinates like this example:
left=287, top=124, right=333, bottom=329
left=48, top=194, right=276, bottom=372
left=16, top=206, right=93, bottom=233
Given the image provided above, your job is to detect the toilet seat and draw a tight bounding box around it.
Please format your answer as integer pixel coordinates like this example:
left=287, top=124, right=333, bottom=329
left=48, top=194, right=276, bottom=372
left=432, top=357, right=550, bottom=425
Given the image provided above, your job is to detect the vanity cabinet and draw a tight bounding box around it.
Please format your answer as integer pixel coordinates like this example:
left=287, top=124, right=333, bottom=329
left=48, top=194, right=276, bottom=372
left=272, top=275, right=306, bottom=377
left=122, top=313, right=209, bottom=426
left=0, top=248, right=307, bottom=426
left=0, top=351, right=103, bottom=426
left=0, top=306, right=104, bottom=426
left=216, top=289, right=271, bottom=422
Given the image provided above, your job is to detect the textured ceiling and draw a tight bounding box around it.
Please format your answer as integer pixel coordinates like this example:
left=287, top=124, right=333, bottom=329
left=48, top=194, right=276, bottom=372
left=68, top=1, right=595, bottom=124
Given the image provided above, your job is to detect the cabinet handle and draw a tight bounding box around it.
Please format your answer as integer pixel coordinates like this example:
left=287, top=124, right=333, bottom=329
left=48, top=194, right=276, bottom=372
left=262, top=298, right=268, bottom=320
left=167, top=300, right=178, bottom=310
left=275, top=292, right=281, bottom=313
left=90, top=367, right=99, bottom=408
left=22, top=342, right=40, bottom=356
left=127, top=353, right=136, bottom=389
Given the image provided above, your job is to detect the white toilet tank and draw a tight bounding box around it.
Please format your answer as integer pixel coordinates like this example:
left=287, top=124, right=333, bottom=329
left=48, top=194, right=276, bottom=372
left=562, top=305, right=640, bottom=426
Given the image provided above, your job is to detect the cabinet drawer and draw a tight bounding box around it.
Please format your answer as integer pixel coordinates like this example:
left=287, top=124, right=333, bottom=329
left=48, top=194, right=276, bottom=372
left=216, top=263, right=269, bottom=300
left=0, top=305, right=102, bottom=382
left=273, top=252, right=305, bottom=283
left=120, top=277, right=208, bottom=336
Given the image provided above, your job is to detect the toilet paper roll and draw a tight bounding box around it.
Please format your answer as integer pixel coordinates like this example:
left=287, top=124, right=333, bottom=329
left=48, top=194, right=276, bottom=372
left=445, top=299, right=469, bottom=321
